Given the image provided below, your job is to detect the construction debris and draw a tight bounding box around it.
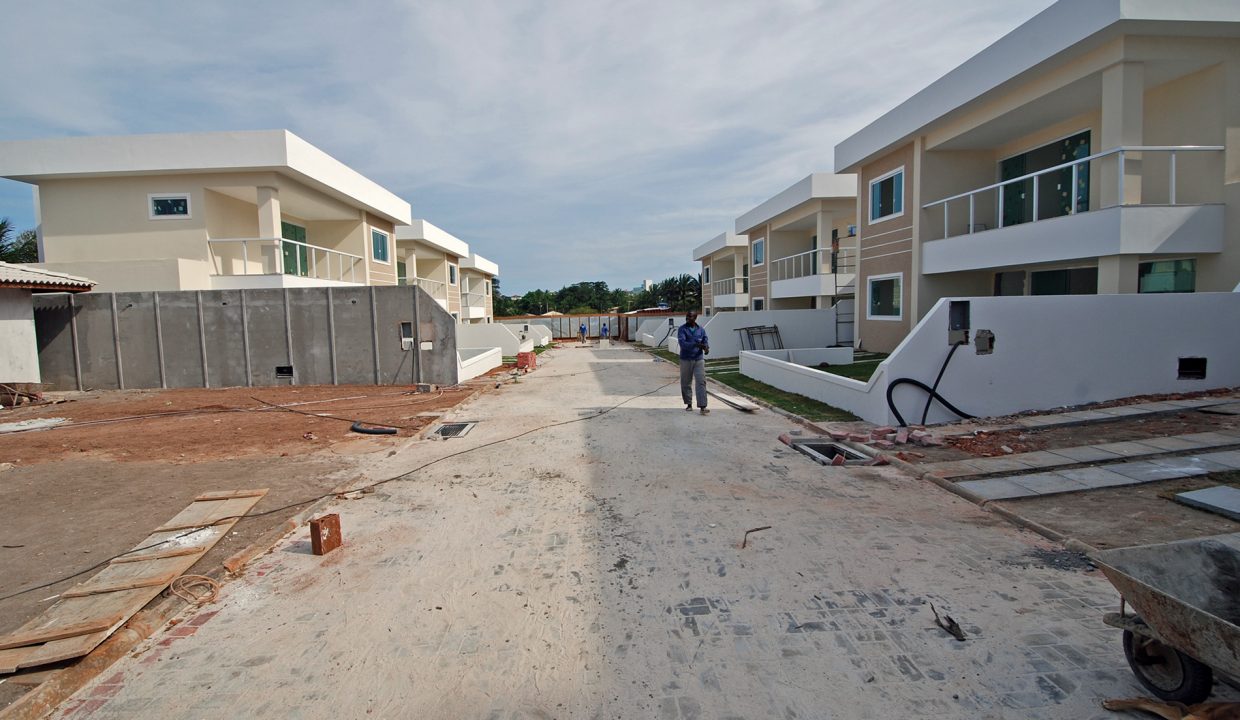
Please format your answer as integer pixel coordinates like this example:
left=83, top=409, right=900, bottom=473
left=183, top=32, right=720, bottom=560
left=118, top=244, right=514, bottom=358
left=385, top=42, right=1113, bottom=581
left=930, top=603, right=967, bottom=641
left=310, top=514, right=343, bottom=556
left=741, top=526, right=772, bottom=549
left=707, top=389, right=758, bottom=412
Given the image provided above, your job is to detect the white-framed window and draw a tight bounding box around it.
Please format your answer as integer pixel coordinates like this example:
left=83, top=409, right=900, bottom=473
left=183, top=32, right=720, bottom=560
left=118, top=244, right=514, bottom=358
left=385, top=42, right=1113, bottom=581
left=485, top=280, right=491, bottom=295
left=704, top=266, right=711, bottom=284
left=449, top=264, right=458, bottom=285
left=752, top=297, right=765, bottom=311
left=867, top=272, right=903, bottom=320
left=370, top=228, right=390, bottom=264
left=704, top=307, right=711, bottom=316
left=149, top=193, right=191, bottom=220
left=752, top=239, right=765, bottom=267
left=868, top=167, right=904, bottom=223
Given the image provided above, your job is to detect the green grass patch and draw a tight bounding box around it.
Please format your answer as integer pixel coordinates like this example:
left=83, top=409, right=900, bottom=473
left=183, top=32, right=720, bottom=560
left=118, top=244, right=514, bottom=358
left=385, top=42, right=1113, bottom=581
left=710, top=372, right=858, bottom=422
left=651, top=348, right=680, bottom=364
left=812, top=352, right=889, bottom=382
left=534, top=343, right=553, bottom=355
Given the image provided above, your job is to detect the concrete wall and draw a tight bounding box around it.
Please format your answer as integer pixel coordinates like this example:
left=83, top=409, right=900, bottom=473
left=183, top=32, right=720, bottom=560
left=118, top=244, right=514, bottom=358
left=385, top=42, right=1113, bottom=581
left=742, top=292, right=1240, bottom=425
left=0, top=289, right=40, bottom=384
left=698, top=308, right=839, bottom=358
left=456, top=323, right=532, bottom=356
left=458, top=346, right=502, bottom=381
left=31, top=285, right=458, bottom=390
left=749, top=347, right=854, bottom=366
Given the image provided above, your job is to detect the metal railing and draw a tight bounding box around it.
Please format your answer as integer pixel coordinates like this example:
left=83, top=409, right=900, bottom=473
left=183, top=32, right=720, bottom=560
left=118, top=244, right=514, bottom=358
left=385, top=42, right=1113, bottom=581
left=462, top=291, right=488, bottom=306
left=208, top=237, right=363, bottom=283
left=923, top=145, right=1224, bottom=241
left=768, top=247, right=857, bottom=283
left=711, top=276, right=749, bottom=296
left=400, top=276, right=447, bottom=296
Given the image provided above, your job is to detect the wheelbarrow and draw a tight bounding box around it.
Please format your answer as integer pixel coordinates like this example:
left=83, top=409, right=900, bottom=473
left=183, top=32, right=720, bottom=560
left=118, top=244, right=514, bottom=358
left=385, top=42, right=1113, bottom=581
left=1092, top=533, right=1240, bottom=704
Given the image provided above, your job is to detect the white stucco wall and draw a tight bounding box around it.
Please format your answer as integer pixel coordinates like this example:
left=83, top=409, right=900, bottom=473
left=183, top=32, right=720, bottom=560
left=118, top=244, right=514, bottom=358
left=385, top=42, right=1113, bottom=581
left=0, top=289, right=40, bottom=384
left=700, top=308, right=839, bottom=358
left=743, top=293, right=1240, bottom=425
left=457, top=347, right=503, bottom=382
left=456, top=323, right=533, bottom=356
left=748, top=347, right=855, bottom=366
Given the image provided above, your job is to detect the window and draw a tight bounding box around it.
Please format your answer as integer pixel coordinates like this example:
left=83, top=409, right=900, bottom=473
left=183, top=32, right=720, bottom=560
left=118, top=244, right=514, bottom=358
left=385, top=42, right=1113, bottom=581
left=1030, top=267, right=1097, bottom=296
left=371, top=228, right=390, bottom=263
left=485, top=280, right=491, bottom=295
left=1139, top=259, right=1195, bottom=294
left=704, top=307, right=711, bottom=316
left=867, top=273, right=902, bottom=320
left=869, top=168, right=904, bottom=223
left=448, top=264, right=458, bottom=285
left=753, top=239, right=765, bottom=267
left=752, top=297, right=764, bottom=311
left=281, top=222, right=309, bottom=277
left=396, top=260, right=408, bottom=285
left=704, top=266, right=711, bottom=284
left=993, top=271, right=1025, bottom=296
left=149, top=193, right=190, bottom=219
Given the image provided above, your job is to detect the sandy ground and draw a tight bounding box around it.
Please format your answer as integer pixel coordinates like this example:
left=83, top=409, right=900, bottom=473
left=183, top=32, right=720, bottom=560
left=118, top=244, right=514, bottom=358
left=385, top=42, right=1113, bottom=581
left=0, top=384, right=478, bottom=709
left=44, top=342, right=1238, bottom=719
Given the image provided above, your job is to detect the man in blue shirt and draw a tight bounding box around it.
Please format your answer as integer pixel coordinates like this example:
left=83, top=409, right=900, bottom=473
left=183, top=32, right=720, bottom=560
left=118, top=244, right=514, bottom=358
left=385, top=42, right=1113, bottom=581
left=677, top=311, right=709, bottom=414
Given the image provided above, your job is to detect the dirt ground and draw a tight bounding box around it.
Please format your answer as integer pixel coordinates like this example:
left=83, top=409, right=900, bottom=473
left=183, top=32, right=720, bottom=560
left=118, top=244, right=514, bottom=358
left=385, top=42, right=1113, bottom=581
left=0, top=383, right=480, bottom=709
left=999, top=473, right=1240, bottom=549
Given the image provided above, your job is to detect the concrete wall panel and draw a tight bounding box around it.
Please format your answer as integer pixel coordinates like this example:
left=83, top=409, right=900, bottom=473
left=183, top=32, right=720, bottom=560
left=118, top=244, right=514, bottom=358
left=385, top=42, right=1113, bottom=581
left=32, top=296, right=77, bottom=390
left=114, top=292, right=162, bottom=389
left=153, top=291, right=203, bottom=388
left=200, top=290, right=249, bottom=388
left=286, top=288, right=333, bottom=385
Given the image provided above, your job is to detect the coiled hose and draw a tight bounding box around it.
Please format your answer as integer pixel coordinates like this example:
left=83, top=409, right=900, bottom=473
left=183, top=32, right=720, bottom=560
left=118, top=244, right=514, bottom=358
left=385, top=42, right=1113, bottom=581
left=885, top=342, right=975, bottom=427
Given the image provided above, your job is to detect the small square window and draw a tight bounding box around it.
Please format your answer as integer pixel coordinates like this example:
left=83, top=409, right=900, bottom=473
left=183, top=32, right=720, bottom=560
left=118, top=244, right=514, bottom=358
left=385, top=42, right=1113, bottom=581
left=371, top=229, right=390, bottom=263
left=752, top=297, right=765, bottom=311
left=867, top=273, right=903, bottom=320
left=150, top=194, right=190, bottom=219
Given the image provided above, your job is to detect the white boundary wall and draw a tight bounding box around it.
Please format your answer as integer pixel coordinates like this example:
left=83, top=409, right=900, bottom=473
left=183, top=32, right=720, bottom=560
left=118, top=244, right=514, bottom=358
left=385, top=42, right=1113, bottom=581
left=748, top=348, right=854, bottom=366
left=742, top=293, right=1240, bottom=425
left=457, top=347, right=503, bottom=381
left=456, top=323, right=533, bottom=356
left=697, top=308, right=838, bottom=358
left=638, top=317, right=680, bottom=347
left=0, top=289, right=39, bottom=383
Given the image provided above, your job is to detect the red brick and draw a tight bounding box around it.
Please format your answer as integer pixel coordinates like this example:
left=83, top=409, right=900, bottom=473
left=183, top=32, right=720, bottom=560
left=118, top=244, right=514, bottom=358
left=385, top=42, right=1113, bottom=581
left=516, top=351, right=537, bottom=370
left=188, top=610, right=220, bottom=627
left=310, top=513, right=343, bottom=556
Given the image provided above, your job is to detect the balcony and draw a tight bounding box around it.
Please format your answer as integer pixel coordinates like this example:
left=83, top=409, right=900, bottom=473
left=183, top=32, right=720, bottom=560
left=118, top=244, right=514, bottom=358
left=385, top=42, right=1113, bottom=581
left=768, top=248, right=857, bottom=299
left=207, top=237, right=364, bottom=289
left=398, top=276, right=449, bottom=308
left=921, top=146, right=1225, bottom=274
left=710, top=277, right=749, bottom=308
left=461, top=291, right=488, bottom=320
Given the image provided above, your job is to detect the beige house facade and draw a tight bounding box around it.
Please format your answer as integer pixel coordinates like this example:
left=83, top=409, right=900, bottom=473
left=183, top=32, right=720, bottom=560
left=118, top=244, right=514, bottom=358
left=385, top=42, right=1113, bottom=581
left=460, top=252, right=498, bottom=324
left=733, top=173, right=859, bottom=317
left=395, top=219, right=467, bottom=319
left=0, top=130, right=413, bottom=293
left=836, top=0, right=1240, bottom=352
left=693, top=231, right=749, bottom=315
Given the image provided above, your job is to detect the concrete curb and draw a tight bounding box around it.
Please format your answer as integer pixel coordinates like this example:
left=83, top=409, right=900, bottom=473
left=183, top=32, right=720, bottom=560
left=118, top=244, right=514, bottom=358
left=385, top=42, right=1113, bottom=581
left=1, top=485, right=350, bottom=720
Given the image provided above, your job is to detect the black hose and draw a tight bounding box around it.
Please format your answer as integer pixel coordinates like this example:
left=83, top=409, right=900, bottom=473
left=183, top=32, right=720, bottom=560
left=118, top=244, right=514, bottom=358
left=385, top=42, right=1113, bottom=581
left=350, top=421, right=398, bottom=435
left=886, top=343, right=974, bottom=427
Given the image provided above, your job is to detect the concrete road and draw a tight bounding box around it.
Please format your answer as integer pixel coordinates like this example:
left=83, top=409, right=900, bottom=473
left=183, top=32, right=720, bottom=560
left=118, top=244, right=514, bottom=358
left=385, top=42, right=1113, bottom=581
left=54, top=343, right=1145, bottom=719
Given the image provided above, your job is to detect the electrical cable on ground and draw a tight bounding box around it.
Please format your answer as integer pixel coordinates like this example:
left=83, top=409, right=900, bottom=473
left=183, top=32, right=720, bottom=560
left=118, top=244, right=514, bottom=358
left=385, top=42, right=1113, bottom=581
left=0, top=374, right=678, bottom=603
left=886, top=342, right=974, bottom=427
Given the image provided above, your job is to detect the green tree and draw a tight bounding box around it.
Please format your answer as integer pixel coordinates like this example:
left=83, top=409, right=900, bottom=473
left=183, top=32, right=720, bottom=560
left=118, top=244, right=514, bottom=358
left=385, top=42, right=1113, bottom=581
left=0, top=219, right=38, bottom=263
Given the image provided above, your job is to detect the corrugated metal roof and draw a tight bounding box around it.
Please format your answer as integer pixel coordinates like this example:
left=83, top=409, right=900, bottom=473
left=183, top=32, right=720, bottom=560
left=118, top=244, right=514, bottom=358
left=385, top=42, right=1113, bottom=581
left=0, top=262, right=94, bottom=291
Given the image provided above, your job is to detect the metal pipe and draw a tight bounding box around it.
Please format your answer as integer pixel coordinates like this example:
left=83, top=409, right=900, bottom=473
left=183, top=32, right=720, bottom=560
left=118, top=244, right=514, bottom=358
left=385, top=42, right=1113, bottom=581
left=1170, top=151, right=1177, bottom=205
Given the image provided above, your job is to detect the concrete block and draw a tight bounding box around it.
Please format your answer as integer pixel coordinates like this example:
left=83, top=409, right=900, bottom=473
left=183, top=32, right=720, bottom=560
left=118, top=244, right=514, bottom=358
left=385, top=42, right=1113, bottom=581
left=1175, top=486, right=1240, bottom=522
left=1055, top=466, right=1137, bottom=489
left=956, top=478, right=1036, bottom=501
left=310, top=514, right=342, bottom=556
left=1107, top=461, right=1205, bottom=483
left=1008, top=473, right=1090, bottom=496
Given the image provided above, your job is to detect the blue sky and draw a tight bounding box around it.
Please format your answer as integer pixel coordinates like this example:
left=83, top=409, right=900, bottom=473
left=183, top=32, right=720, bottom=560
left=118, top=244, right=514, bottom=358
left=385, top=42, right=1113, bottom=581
left=0, top=0, right=1052, bottom=294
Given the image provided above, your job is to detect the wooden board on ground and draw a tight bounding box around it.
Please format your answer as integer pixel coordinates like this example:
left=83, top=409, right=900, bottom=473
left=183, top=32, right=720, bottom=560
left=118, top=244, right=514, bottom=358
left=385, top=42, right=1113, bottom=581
left=707, top=389, right=759, bottom=412
left=0, top=489, right=267, bottom=674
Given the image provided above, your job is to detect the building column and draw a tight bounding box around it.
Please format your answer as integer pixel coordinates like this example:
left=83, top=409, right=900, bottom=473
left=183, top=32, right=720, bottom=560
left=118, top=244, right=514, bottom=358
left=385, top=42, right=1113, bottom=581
left=1097, top=255, right=1140, bottom=294
left=815, top=210, right=835, bottom=273
left=1100, top=61, right=1144, bottom=207
left=256, top=186, right=283, bottom=274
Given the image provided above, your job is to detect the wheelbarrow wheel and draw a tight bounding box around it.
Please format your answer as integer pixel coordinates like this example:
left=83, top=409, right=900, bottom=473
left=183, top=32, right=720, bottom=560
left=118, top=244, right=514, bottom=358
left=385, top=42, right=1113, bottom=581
left=1122, top=629, right=1213, bottom=704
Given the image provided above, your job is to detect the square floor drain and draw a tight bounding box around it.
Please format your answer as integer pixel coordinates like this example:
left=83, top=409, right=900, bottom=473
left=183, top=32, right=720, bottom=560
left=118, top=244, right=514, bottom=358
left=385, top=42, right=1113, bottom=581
left=791, top=439, right=868, bottom=466
left=433, top=422, right=477, bottom=438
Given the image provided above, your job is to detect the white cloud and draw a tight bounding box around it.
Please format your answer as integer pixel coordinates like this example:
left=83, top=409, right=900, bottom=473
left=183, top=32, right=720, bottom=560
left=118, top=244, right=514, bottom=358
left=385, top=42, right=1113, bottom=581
left=0, top=0, right=1054, bottom=292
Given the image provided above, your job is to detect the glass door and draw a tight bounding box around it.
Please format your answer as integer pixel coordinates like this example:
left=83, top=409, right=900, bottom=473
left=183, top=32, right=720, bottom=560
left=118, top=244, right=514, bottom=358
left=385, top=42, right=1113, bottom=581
left=999, top=131, right=1090, bottom=227
left=281, top=222, right=309, bottom=277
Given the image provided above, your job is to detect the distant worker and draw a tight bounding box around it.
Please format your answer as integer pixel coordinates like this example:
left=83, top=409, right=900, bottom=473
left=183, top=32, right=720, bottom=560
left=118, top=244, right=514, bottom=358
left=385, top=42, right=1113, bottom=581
left=601, top=322, right=609, bottom=340
left=579, top=322, right=587, bottom=344
left=677, top=311, right=709, bottom=415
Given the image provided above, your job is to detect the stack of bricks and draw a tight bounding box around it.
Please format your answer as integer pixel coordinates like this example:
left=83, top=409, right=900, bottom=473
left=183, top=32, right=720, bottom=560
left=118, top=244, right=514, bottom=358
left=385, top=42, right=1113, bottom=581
left=853, top=426, right=943, bottom=450
left=516, top=351, right=537, bottom=370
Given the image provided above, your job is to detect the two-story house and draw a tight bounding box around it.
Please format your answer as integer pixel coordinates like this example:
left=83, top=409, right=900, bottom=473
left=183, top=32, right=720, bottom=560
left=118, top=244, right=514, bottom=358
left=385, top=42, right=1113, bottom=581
left=694, top=231, right=749, bottom=316
left=835, top=0, right=1239, bottom=352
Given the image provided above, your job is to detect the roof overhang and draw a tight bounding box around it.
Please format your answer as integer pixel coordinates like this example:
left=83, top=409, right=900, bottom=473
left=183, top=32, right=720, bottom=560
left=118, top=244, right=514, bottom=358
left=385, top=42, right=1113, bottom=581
left=395, top=219, right=469, bottom=258
left=693, top=232, right=748, bottom=261
left=834, top=0, right=1240, bottom=173
left=462, top=252, right=499, bottom=276
left=735, top=173, right=857, bottom=234
left=0, top=262, right=94, bottom=292
left=0, top=130, right=412, bottom=226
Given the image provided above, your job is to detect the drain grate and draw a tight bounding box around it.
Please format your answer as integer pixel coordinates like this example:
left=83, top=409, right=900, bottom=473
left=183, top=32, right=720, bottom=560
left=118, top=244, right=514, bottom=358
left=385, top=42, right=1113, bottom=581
left=791, top=440, right=868, bottom=466
left=433, top=422, right=477, bottom=438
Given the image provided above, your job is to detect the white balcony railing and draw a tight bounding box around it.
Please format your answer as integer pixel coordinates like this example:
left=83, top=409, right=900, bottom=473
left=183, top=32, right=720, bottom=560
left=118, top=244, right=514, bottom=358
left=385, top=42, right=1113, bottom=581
left=463, top=291, right=488, bottom=306
left=208, top=237, right=363, bottom=282
left=768, top=247, right=857, bottom=283
left=711, top=276, right=749, bottom=296
left=923, top=145, right=1224, bottom=241
left=400, top=276, right=447, bottom=296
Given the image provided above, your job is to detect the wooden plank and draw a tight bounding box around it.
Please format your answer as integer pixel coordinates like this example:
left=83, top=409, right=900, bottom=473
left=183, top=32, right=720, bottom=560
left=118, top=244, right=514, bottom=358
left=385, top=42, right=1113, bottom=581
left=61, top=570, right=182, bottom=599
left=0, top=615, right=124, bottom=651
left=110, top=546, right=206, bottom=564
left=194, top=488, right=270, bottom=501
left=0, top=490, right=267, bottom=672
left=707, top=389, right=759, bottom=412
left=153, top=518, right=233, bottom=533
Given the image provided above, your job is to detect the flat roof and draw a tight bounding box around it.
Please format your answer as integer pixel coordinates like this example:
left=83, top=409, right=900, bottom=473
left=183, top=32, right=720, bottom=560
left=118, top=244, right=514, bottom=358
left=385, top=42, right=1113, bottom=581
left=0, top=130, right=412, bottom=226
left=395, top=219, right=469, bottom=258
left=734, top=173, right=856, bottom=234
left=462, top=252, right=499, bottom=276
left=0, top=262, right=94, bottom=292
left=834, top=0, right=1240, bottom=172
left=692, top=232, right=748, bottom=262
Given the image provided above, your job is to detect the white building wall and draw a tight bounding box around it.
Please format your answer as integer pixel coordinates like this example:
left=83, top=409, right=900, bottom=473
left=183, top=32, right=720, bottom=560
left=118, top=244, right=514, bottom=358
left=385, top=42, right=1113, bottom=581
left=457, top=347, right=503, bottom=381
left=0, top=289, right=40, bottom=383
left=456, top=323, right=534, bottom=356
left=701, top=308, right=838, bottom=358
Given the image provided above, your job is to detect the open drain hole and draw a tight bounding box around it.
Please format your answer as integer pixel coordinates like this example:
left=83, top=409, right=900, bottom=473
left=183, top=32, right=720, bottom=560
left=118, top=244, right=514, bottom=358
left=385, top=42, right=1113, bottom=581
left=791, top=440, right=868, bottom=466
left=433, top=422, right=477, bottom=438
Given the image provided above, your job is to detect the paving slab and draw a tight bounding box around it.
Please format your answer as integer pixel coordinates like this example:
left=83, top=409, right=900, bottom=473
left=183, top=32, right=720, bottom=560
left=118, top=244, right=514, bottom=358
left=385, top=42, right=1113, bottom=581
left=1139, top=435, right=1221, bottom=452
left=1091, top=441, right=1163, bottom=458
left=1198, top=450, right=1240, bottom=470
left=1175, top=486, right=1240, bottom=522
left=965, top=456, right=1042, bottom=474
left=1201, top=402, right=1240, bottom=416
left=1106, top=461, right=1206, bottom=483
left=1092, top=406, right=1148, bottom=417
left=1007, top=451, right=1077, bottom=470
left=1009, top=473, right=1091, bottom=496
left=956, top=477, right=1037, bottom=500
left=1054, top=466, right=1139, bottom=490
left=1046, top=445, right=1123, bottom=463
left=1179, top=431, right=1240, bottom=446
left=1147, top=456, right=1235, bottom=474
